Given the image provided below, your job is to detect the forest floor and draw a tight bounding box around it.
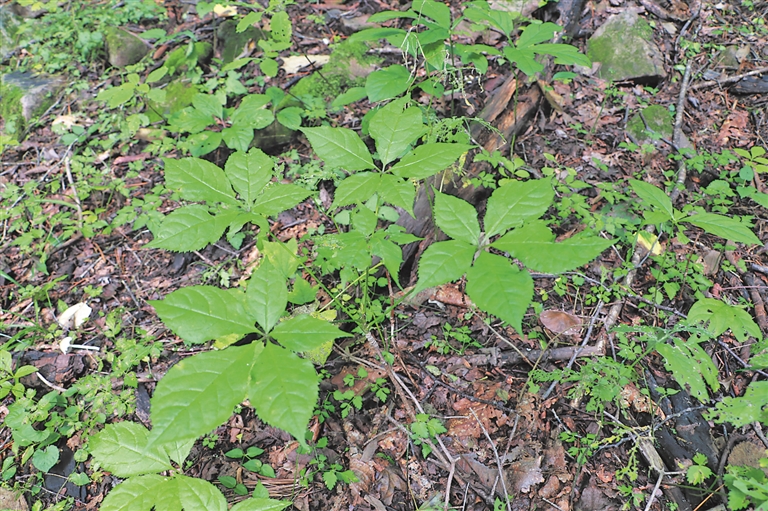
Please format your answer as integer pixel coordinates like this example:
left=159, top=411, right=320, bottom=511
left=1, top=0, right=768, bottom=510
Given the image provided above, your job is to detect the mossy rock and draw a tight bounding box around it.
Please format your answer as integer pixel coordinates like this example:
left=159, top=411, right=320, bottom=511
left=587, top=11, right=666, bottom=83
left=1, top=71, right=65, bottom=135
left=216, top=19, right=265, bottom=65
left=165, top=41, right=213, bottom=76
left=0, top=5, right=23, bottom=60
left=627, top=105, right=672, bottom=145
left=105, top=27, right=150, bottom=68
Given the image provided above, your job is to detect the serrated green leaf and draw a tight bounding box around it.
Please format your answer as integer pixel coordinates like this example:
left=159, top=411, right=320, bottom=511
left=261, top=239, right=300, bottom=279
left=492, top=221, right=614, bottom=273
left=89, top=422, right=171, bottom=477
left=681, top=212, right=761, bottom=245
left=366, top=65, right=413, bottom=103
left=300, top=127, right=375, bottom=171
left=247, top=258, right=287, bottom=334
left=379, top=174, right=415, bottom=217
left=413, top=240, right=476, bottom=294
left=251, top=184, right=311, bottom=217
left=332, top=172, right=382, bottom=209
left=433, top=191, right=480, bottom=245
left=150, top=286, right=254, bottom=344
left=163, top=157, right=238, bottom=205
left=231, top=94, right=273, bottom=129
left=149, top=344, right=260, bottom=445
left=101, top=474, right=166, bottom=511
left=686, top=298, right=761, bottom=342
left=369, top=235, right=403, bottom=281
left=484, top=179, right=554, bottom=237
left=630, top=180, right=675, bottom=223
left=225, top=148, right=274, bottom=206
left=466, top=252, right=533, bottom=334
left=369, top=98, right=426, bottom=166
left=390, top=143, right=472, bottom=179
left=170, top=474, right=228, bottom=511
left=706, top=381, right=768, bottom=427
left=656, top=338, right=719, bottom=403
left=188, top=130, right=223, bottom=157
left=271, top=314, right=351, bottom=352
left=250, top=343, right=318, bottom=444
left=222, top=126, right=254, bottom=153
left=164, top=438, right=196, bottom=466
left=146, top=206, right=237, bottom=252
left=230, top=498, right=291, bottom=511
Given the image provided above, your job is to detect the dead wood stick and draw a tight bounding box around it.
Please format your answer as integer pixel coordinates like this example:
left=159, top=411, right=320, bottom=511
left=691, top=65, right=768, bottom=90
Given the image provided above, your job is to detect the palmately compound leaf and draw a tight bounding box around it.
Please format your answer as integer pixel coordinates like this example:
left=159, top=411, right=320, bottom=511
left=271, top=314, right=352, bottom=352
left=251, top=184, right=312, bottom=218
left=686, top=298, right=762, bottom=342
left=680, top=212, right=761, bottom=245
left=332, top=172, right=382, bottom=209
left=492, top=221, right=614, bottom=274
left=163, top=157, right=238, bottom=206
left=466, top=252, right=533, bottom=334
left=150, top=286, right=255, bottom=344
left=300, top=127, right=375, bottom=171
left=629, top=180, right=675, bottom=223
left=89, top=422, right=172, bottom=478
left=413, top=240, right=476, bottom=295
left=369, top=97, right=426, bottom=167
left=433, top=191, right=481, bottom=246
left=706, top=381, right=768, bottom=428
left=379, top=174, right=415, bottom=217
left=246, top=258, right=287, bottom=334
left=101, top=474, right=166, bottom=511
left=484, top=179, right=554, bottom=237
left=230, top=498, right=291, bottom=511
left=146, top=206, right=238, bottom=252
left=390, top=143, right=472, bottom=180
left=224, top=149, right=274, bottom=206
left=656, top=338, right=719, bottom=403
left=250, top=343, right=318, bottom=444
left=149, top=343, right=261, bottom=446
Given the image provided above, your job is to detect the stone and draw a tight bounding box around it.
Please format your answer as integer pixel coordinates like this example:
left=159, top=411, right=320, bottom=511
left=626, top=104, right=692, bottom=151
left=104, top=27, right=150, bottom=68
left=0, top=487, right=28, bottom=511
left=216, top=19, right=264, bottom=65
left=0, top=4, right=22, bottom=60
left=587, top=11, right=666, bottom=83
left=1, top=72, right=65, bottom=134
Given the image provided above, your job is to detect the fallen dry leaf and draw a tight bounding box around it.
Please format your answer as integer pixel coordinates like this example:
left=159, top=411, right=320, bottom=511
left=539, top=310, right=582, bottom=336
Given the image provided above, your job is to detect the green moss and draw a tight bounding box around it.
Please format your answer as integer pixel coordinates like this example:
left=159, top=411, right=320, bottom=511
left=587, top=12, right=662, bottom=82
left=0, top=81, right=26, bottom=135
left=627, top=105, right=672, bottom=145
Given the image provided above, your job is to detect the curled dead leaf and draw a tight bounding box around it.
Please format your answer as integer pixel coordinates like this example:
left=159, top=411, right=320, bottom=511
left=539, top=310, right=582, bottom=336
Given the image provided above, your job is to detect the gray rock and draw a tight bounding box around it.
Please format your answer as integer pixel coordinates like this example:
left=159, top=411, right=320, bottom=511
left=105, top=27, right=150, bottom=68
left=0, top=4, right=22, bottom=60
left=1, top=71, right=65, bottom=122
left=587, top=11, right=666, bottom=83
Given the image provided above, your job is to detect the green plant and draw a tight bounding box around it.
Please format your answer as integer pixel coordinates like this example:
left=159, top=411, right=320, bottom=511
left=410, top=414, right=447, bottom=458
left=425, top=323, right=480, bottom=355
left=686, top=452, right=714, bottom=485
left=88, top=422, right=290, bottom=511
left=724, top=460, right=768, bottom=511
left=224, top=446, right=276, bottom=478
left=300, top=437, right=358, bottom=490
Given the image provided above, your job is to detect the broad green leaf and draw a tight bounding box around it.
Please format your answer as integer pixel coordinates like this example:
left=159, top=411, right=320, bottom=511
left=484, top=179, right=554, bottom=237
left=187, top=130, right=223, bottom=157
left=532, top=43, right=591, bottom=67
left=149, top=344, right=260, bottom=445
left=390, top=143, right=472, bottom=179
left=492, top=221, right=614, bottom=273
left=466, top=252, right=533, bottom=334
left=164, top=438, right=196, bottom=466
left=348, top=27, right=407, bottom=44
left=332, top=172, right=382, bottom=209
left=163, top=157, right=238, bottom=205
left=300, top=127, right=375, bottom=171
left=89, top=422, right=171, bottom=477
left=681, top=212, right=761, bottom=245
left=192, top=93, right=223, bottom=119
left=150, top=286, right=254, bottom=344
left=433, top=191, right=481, bottom=245
left=222, top=126, right=254, bottom=153
left=31, top=446, right=59, bottom=473
left=97, top=83, right=135, bottom=109
left=253, top=184, right=312, bottom=217
left=369, top=98, right=426, bottom=166
left=656, top=338, right=719, bottom=403
left=502, top=46, right=543, bottom=76
left=271, top=314, right=351, bottom=352
left=169, top=107, right=214, bottom=133
left=250, top=343, right=318, bottom=444
left=101, top=474, right=166, bottom=511
left=517, top=22, right=562, bottom=48
left=247, top=258, right=287, bottom=334
left=413, top=0, right=451, bottom=28
left=369, top=235, right=404, bottom=281
left=331, top=87, right=367, bottom=109
left=366, top=65, right=413, bottom=103
left=706, top=381, right=768, bottom=427
left=629, top=179, right=675, bottom=223
left=352, top=205, right=378, bottom=236
left=146, top=66, right=168, bottom=83
left=379, top=174, right=415, bottom=217
left=276, top=107, right=302, bottom=130
left=146, top=206, right=237, bottom=252
left=261, top=239, right=300, bottom=279
left=687, top=298, right=762, bottom=342
left=230, top=498, right=291, bottom=511
left=413, top=240, right=476, bottom=294
left=231, top=94, right=273, bottom=129
left=270, top=11, right=292, bottom=42
left=225, top=148, right=274, bottom=206
left=167, top=474, right=227, bottom=511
